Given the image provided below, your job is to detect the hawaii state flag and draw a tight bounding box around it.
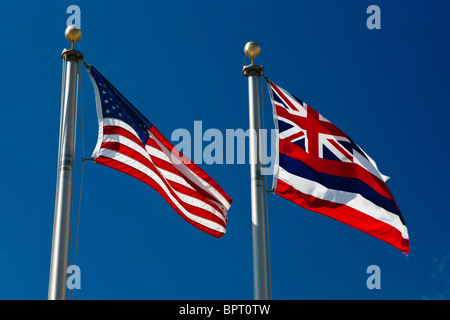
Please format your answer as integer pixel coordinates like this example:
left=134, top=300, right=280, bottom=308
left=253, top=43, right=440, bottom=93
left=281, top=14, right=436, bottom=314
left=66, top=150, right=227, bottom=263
left=267, top=79, right=409, bottom=254
left=86, top=65, right=232, bottom=237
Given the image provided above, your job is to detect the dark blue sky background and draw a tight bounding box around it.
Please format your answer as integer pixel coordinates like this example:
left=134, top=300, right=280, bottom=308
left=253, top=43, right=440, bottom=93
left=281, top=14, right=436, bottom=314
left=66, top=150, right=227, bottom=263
left=0, top=0, right=449, bottom=299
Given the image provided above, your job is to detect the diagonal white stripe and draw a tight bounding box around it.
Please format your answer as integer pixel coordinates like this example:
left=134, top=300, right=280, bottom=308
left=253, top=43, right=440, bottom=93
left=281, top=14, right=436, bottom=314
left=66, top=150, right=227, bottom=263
left=101, top=125, right=199, bottom=193
left=278, top=167, right=409, bottom=240
left=273, top=87, right=308, bottom=117
left=147, top=131, right=232, bottom=211
left=99, top=147, right=227, bottom=228
left=102, top=133, right=150, bottom=161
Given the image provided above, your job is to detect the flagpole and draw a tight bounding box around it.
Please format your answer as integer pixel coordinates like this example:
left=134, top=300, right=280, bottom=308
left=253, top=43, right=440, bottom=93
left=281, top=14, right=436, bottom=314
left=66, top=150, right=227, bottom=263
left=48, top=25, right=83, bottom=300
left=243, top=42, right=269, bottom=300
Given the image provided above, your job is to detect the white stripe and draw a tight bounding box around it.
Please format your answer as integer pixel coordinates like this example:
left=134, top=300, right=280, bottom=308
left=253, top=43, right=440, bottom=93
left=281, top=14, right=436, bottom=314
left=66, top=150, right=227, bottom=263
left=88, top=69, right=229, bottom=235
left=98, top=119, right=227, bottom=219
left=147, top=131, right=232, bottom=210
left=102, top=133, right=196, bottom=191
left=99, top=148, right=227, bottom=229
left=276, top=115, right=306, bottom=140
left=103, top=134, right=195, bottom=192
left=353, top=147, right=389, bottom=182
left=105, top=141, right=225, bottom=222
left=88, top=68, right=106, bottom=160
left=273, top=86, right=308, bottom=117
left=267, top=80, right=280, bottom=193
left=145, top=145, right=196, bottom=191
left=290, top=135, right=305, bottom=144
left=276, top=114, right=302, bottom=129
left=102, top=133, right=150, bottom=162
left=145, top=143, right=172, bottom=163
left=145, top=145, right=207, bottom=193
left=279, top=125, right=303, bottom=140
left=103, top=118, right=143, bottom=141
left=102, top=117, right=231, bottom=210
left=319, top=134, right=353, bottom=163
left=278, top=167, right=409, bottom=240
left=274, top=101, right=307, bottom=118
left=319, top=114, right=330, bottom=122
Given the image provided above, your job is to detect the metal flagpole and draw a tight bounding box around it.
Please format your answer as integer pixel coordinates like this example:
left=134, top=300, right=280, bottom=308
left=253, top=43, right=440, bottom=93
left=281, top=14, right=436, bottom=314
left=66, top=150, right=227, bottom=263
left=48, top=25, right=83, bottom=300
left=243, top=42, right=269, bottom=300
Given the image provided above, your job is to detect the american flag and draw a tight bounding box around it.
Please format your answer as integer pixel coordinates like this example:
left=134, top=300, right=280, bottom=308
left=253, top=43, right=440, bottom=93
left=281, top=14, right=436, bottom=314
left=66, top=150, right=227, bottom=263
left=267, top=79, right=410, bottom=254
left=87, top=65, right=232, bottom=237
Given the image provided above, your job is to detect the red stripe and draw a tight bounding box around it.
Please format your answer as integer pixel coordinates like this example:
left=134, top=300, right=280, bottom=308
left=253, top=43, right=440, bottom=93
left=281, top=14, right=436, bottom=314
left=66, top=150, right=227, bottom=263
left=148, top=153, right=225, bottom=216
left=327, top=138, right=353, bottom=162
left=276, top=180, right=410, bottom=254
left=271, top=82, right=300, bottom=111
left=279, top=139, right=394, bottom=200
left=145, top=137, right=227, bottom=210
left=288, top=131, right=305, bottom=142
left=103, top=125, right=144, bottom=147
left=145, top=137, right=226, bottom=214
left=100, top=141, right=227, bottom=226
left=96, top=156, right=225, bottom=238
left=149, top=126, right=233, bottom=206
left=98, top=142, right=227, bottom=231
left=150, top=125, right=233, bottom=205
left=102, top=125, right=226, bottom=216
left=276, top=104, right=348, bottom=139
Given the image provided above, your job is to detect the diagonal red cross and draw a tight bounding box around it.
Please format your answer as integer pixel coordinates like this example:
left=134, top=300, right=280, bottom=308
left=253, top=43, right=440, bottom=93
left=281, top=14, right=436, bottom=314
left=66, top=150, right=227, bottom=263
left=272, top=83, right=353, bottom=162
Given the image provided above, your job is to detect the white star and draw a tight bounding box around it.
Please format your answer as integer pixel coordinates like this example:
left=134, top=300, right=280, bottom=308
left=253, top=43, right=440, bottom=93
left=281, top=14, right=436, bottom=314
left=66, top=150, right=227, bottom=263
left=104, top=99, right=109, bottom=104
left=105, top=109, right=110, bottom=114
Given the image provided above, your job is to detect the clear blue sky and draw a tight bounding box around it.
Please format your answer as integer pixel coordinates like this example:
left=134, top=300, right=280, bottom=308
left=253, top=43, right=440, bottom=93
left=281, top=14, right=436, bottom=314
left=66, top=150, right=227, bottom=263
left=0, top=0, right=449, bottom=299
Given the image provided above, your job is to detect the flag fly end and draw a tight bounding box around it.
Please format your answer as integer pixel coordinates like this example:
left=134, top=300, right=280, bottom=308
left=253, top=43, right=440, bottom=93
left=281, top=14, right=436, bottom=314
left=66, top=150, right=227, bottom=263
left=267, top=80, right=410, bottom=254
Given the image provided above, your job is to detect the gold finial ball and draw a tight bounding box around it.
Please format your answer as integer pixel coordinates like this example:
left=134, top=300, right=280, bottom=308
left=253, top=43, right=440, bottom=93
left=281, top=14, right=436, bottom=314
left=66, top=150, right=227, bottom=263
left=65, top=25, right=82, bottom=44
left=244, top=41, right=261, bottom=60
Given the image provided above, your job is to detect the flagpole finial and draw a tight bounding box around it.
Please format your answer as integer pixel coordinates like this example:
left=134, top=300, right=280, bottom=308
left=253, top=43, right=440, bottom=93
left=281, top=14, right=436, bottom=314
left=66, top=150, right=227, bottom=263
left=65, top=25, right=82, bottom=50
left=244, top=41, right=261, bottom=65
